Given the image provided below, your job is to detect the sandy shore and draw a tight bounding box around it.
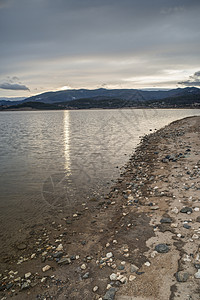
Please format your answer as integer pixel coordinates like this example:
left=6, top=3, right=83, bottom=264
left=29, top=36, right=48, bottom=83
left=0, top=116, right=200, bottom=300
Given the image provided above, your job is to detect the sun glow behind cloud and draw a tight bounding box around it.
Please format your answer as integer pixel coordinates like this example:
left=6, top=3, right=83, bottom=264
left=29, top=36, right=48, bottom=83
left=60, top=86, right=72, bottom=91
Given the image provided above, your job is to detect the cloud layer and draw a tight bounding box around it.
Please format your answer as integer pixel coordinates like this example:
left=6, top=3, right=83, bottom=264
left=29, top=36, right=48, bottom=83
left=0, top=82, right=30, bottom=91
left=0, top=0, right=200, bottom=95
left=179, top=71, right=200, bottom=86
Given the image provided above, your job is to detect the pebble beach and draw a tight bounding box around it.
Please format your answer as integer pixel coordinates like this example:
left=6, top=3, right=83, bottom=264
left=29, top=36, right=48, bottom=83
left=0, top=116, right=200, bottom=300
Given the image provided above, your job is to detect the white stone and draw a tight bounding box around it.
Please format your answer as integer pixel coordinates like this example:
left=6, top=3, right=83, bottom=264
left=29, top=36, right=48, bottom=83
left=124, top=253, right=129, bottom=257
left=81, top=264, right=87, bottom=270
left=150, top=251, right=157, bottom=258
left=129, top=275, right=136, bottom=282
left=25, top=272, right=31, bottom=279
left=171, top=207, right=179, bottom=214
left=56, top=244, right=63, bottom=251
left=42, top=265, right=51, bottom=272
left=194, top=207, right=200, bottom=212
left=119, top=276, right=127, bottom=283
left=110, top=273, right=117, bottom=281
left=192, top=234, right=199, bottom=239
left=41, top=277, right=47, bottom=283
left=14, top=277, right=21, bottom=282
left=144, top=262, right=151, bottom=267
left=171, top=223, right=178, bottom=228
left=194, top=270, right=200, bottom=279
left=106, top=252, right=113, bottom=258
left=93, top=286, right=99, bottom=292
left=111, top=264, right=116, bottom=269
left=150, top=206, right=159, bottom=210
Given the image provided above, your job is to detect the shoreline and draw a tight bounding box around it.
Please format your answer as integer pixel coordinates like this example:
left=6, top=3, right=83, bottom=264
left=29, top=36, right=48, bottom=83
left=0, top=116, right=200, bottom=299
left=0, top=107, right=200, bottom=112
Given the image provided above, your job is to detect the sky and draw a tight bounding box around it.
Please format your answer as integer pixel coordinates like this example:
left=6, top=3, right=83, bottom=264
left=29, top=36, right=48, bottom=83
left=0, top=0, right=200, bottom=98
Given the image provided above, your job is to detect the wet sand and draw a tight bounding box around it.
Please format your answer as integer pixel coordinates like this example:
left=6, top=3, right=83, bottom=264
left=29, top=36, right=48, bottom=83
left=0, top=116, right=200, bottom=300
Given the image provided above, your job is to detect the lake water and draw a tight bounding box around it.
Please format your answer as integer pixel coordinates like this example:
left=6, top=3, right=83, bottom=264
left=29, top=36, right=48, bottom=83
left=0, top=109, right=200, bottom=236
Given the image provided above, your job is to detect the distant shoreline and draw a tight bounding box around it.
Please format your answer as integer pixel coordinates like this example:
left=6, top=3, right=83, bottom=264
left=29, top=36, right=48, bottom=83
left=1, top=107, right=200, bottom=112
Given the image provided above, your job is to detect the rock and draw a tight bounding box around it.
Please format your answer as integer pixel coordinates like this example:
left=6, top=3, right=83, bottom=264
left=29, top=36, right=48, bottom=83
left=17, top=243, right=27, bottom=250
left=150, top=206, right=159, bottom=210
left=194, top=263, right=200, bottom=269
left=160, top=218, right=172, bottom=223
left=53, top=251, right=63, bottom=258
left=196, top=216, right=200, bottom=223
left=144, top=262, right=151, bottom=267
left=176, top=271, right=189, bottom=282
left=117, top=265, right=125, bottom=270
left=183, top=224, right=191, bottom=229
left=171, top=223, right=178, bottom=228
left=93, top=286, right=99, bottom=292
left=194, top=270, right=200, bottom=279
left=130, top=264, right=139, bottom=273
left=106, top=252, right=113, bottom=258
left=6, top=283, right=13, bottom=290
left=180, top=207, right=192, bottom=214
left=119, top=276, right=127, bottom=283
left=171, top=207, right=179, bottom=214
left=42, top=265, right=51, bottom=272
left=21, top=282, right=30, bottom=290
left=57, top=257, right=71, bottom=265
left=24, top=272, right=31, bottom=279
left=66, top=220, right=72, bottom=224
left=103, top=287, right=118, bottom=300
left=110, top=273, right=117, bottom=281
left=192, top=234, right=199, bottom=239
left=155, top=244, right=170, bottom=253
left=82, top=272, right=90, bottom=279
left=81, top=263, right=87, bottom=270
left=56, top=244, right=63, bottom=251
left=129, top=275, right=136, bottom=282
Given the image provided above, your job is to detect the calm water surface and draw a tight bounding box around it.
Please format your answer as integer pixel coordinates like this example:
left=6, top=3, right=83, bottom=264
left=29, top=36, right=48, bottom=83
left=0, top=109, right=200, bottom=223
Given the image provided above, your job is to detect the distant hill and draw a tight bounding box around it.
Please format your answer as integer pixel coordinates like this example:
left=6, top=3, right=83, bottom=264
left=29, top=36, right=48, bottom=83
left=0, top=87, right=200, bottom=109
left=18, top=87, right=200, bottom=104
left=0, top=97, right=25, bottom=106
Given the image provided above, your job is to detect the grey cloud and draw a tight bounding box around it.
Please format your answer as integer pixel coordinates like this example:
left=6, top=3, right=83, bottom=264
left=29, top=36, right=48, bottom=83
left=0, top=82, right=30, bottom=91
left=178, top=71, right=200, bottom=87
left=0, top=0, right=199, bottom=94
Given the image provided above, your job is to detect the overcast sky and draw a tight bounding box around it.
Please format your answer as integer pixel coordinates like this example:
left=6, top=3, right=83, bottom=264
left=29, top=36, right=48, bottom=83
left=0, top=0, right=200, bottom=97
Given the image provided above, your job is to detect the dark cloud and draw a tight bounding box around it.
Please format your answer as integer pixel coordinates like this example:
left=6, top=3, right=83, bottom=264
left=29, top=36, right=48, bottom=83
left=178, top=71, right=200, bottom=87
left=0, top=82, right=30, bottom=91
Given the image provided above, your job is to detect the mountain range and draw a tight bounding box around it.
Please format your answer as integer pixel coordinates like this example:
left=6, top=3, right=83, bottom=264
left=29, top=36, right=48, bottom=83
left=0, top=87, right=200, bottom=109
